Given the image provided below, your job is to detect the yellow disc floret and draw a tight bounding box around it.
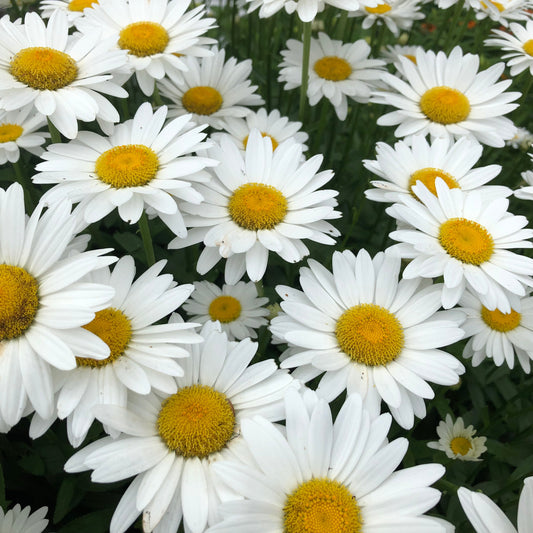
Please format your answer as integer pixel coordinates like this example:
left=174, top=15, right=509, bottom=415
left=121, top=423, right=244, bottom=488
left=182, top=86, right=223, bottom=116
left=0, top=265, right=39, bottom=341
left=243, top=132, right=279, bottom=151
left=76, top=308, right=132, bottom=367
left=365, top=3, right=392, bottom=13
left=408, top=167, right=460, bottom=197
left=68, top=0, right=98, bottom=11
left=523, top=39, right=533, bottom=56
left=283, top=478, right=363, bottom=533
left=95, top=144, right=159, bottom=188
left=404, top=54, right=417, bottom=64
left=228, top=182, right=288, bottom=231
left=0, top=124, right=23, bottom=143
left=438, top=218, right=494, bottom=265
left=10, top=47, right=78, bottom=91
left=335, top=303, right=404, bottom=366
left=208, top=295, right=242, bottom=323
left=419, top=86, right=471, bottom=125
left=481, top=306, right=521, bottom=332
left=450, top=436, right=473, bottom=456
left=118, top=22, right=169, bottom=57
left=313, top=57, right=352, bottom=81
left=157, top=384, right=235, bottom=458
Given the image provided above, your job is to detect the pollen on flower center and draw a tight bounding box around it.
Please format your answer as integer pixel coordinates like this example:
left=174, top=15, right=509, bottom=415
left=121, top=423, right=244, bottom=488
left=182, top=86, right=223, bottom=116
left=409, top=167, right=460, bottom=197
left=419, top=86, right=471, bottom=125
left=0, top=124, right=23, bottom=143
left=283, top=478, right=363, bottom=533
left=405, top=54, right=417, bottom=64
left=523, top=39, right=533, bottom=56
left=76, top=308, right=132, bottom=367
left=450, top=436, right=472, bottom=456
left=10, top=47, right=78, bottom=91
left=208, top=295, right=242, bottom=323
left=0, top=265, right=39, bottom=341
left=243, top=132, right=279, bottom=151
left=481, top=0, right=505, bottom=11
left=335, top=303, right=404, bottom=366
left=157, top=384, right=236, bottom=458
left=365, top=3, right=391, bottom=13
left=68, top=0, right=98, bottom=11
left=118, top=21, right=169, bottom=57
left=438, top=218, right=494, bottom=265
left=228, top=182, right=288, bottom=231
left=95, top=144, right=159, bottom=188
left=481, top=306, right=521, bottom=332
left=313, top=56, right=352, bottom=81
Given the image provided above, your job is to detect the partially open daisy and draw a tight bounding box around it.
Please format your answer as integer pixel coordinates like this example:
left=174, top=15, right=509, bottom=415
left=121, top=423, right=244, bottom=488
left=427, top=414, right=487, bottom=461
left=472, top=0, right=532, bottom=26
left=246, top=0, right=361, bottom=22
left=0, top=11, right=128, bottom=139
left=486, top=21, right=533, bottom=76
left=507, top=127, right=533, bottom=149
left=75, top=0, right=216, bottom=96
left=40, top=0, right=100, bottom=25
left=0, top=504, right=49, bottom=533
left=34, top=102, right=216, bottom=237
left=387, top=179, right=533, bottom=312
left=515, top=165, right=533, bottom=201
left=65, top=321, right=295, bottom=533
left=270, top=249, right=465, bottom=429
left=381, top=44, right=425, bottom=69
left=373, top=46, right=520, bottom=147
left=170, top=130, right=340, bottom=284
left=157, top=47, right=264, bottom=129
left=278, top=33, right=385, bottom=120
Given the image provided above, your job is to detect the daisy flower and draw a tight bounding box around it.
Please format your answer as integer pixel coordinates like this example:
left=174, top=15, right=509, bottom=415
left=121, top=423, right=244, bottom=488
left=486, top=21, right=533, bottom=76
left=75, top=0, right=216, bottom=96
left=170, top=130, right=341, bottom=284
left=270, top=248, right=465, bottom=429
left=472, top=0, right=533, bottom=26
left=381, top=44, right=425, bottom=67
left=0, top=11, right=128, bottom=139
left=246, top=0, right=361, bottom=22
left=515, top=167, right=533, bottom=200
left=427, top=414, right=487, bottom=461
left=0, top=183, right=116, bottom=430
left=507, top=127, right=533, bottom=149
left=157, top=47, right=264, bottom=129
left=387, top=179, right=533, bottom=312
left=64, top=321, right=295, bottom=533
left=364, top=135, right=507, bottom=204
left=373, top=46, right=521, bottom=147
left=0, top=504, right=49, bottom=533
left=40, top=0, right=99, bottom=26
left=33, top=102, right=216, bottom=237
left=278, top=34, right=385, bottom=120
left=208, top=389, right=451, bottom=533
left=184, top=280, right=270, bottom=340
left=458, top=477, right=533, bottom=533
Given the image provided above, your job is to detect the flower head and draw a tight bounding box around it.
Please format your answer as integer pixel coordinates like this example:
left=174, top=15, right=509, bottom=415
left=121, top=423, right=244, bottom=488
left=0, top=504, right=49, bottom=533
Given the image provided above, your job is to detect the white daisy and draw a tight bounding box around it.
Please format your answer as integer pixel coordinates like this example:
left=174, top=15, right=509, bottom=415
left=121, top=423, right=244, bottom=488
left=427, top=414, right=487, bottom=461
left=278, top=33, right=385, bottom=120
left=373, top=46, right=521, bottom=147
left=246, top=0, right=361, bottom=22
left=184, top=280, right=270, bottom=340
left=387, top=179, right=533, bottom=312
left=75, top=0, right=216, bottom=96
left=169, top=130, right=341, bottom=284
left=0, top=11, right=129, bottom=139
left=507, top=127, right=533, bottom=149
left=458, top=476, right=533, bottom=533
left=64, top=321, right=295, bottom=533
left=486, top=21, right=533, bottom=76
left=0, top=504, right=49, bottom=533
left=208, top=389, right=452, bottom=533
left=270, top=248, right=465, bottom=429
left=33, top=102, right=216, bottom=237
left=364, top=134, right=508, bottom=204
left=381, top=44, right=425, bottom=67
left=515, top=167, right=533, bottom=200
left=472, top=0, right=533, bottom=27
left=0, top=183, right=116, bottom=430
left=40, top=0, right=99, bottom=25
left=157, top=47, right=264, bottom=129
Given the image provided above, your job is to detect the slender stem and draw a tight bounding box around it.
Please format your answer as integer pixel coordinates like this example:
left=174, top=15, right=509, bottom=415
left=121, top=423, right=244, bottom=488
left=13, top=161, right=34, bottom=211
left=9, top=0, right=21, bottom=18
left=47, top=118, right=62, bottom=144
left=254, top=280, right=264, bottom=297
left=299, top=21, right=312, bottom=123
left=152, top=84, right=163, bottom=107
left=138, top=212, right=156, bottom=266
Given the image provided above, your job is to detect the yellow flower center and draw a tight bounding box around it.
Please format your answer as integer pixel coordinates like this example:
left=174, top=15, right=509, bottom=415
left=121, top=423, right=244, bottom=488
left=68, top=0, right=98, bottom=11
left=76, top=308, right=132, bottom=368
left=283, top=478, right=363, bottom=533
left=408, top=167, right=460, bottom=197
left=157, top=384, right=235, bottom=458
left=313, top=56, right=352, bottom=81
left=10, top=47, right=78, bottom=91
left=118, top=21, right=169, bottom=57
left=450, top=436, right=473, bottom=456
left=0, top=265, right=39, bottom=341
left=0, top=124, right=23, bottom=143
left=481, top=306, right=521, bottom=332
left=419, top=86, right=471, bottom=125
left=481, top=0, right=505, bottom=11
left=523, top=39, right=533, bottom=56
left=438, top=218, right=494, bottom=265
left=335, top=304, right=404, bottom=366
left=228, top=182, right=288, bottom=231
left=182, top=86, right=223, bottom=116
left=365, top=3, right=391, bottom=13
left=208, top=295, right=242, bottom=323
left=95, top=144, right=159, bottom=188
left=404, top=54, right=417, bottom=64
left=243, top=132, right=279, bottom=151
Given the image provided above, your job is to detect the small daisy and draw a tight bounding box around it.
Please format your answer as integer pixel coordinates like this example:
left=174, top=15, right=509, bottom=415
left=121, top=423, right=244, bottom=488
left=270, top=248, right=465, bottom=429
left=169, top=130, right=341, bottom=284
left=65, top=321, right=295, bottom=533
left=472, top=0, right=533, bottom=26
left=364, top=135, right=507, bottom=204
left=33, top=102, right=216, bottom=237
left=278, top=33, right=385, bottom=120
left=0, top=11, right=128, bottom=139
left=427, top=414, right=487, bottom=461
left=75, top=0, right=216, bottom=96
left=40, top=0, right=99, bottom=26
left=515, top=167, right=533, bottom=200
left=387, top=179, right=533, bottom=312
left=507, top=127, right=533, bottom=149
left=246, top=0, right=361, bottom=21
left=0, top=504, right=49, bottom=533
left=157, top=47, right=264, bottom=130
left=486, top=21, right=533, bottom=76
left=373, top=46, right=520, bottom=147
left=458, top=477, right=533, bottom=533
left=381, top=44, right=425, bottom=67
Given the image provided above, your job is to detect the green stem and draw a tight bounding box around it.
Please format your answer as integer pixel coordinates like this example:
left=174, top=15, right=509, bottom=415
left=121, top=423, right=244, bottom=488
left=152, top=84, right=163, bottom=107
left=13, top=161, right=34, bottom=212
left=47, top=118, right=62, bottom=144
left=299, top=22, right=312, bottom=123
left=445, top=0, right=465, bottom=53
left=335, top=11, right=348, bottom=40
left=138, top=212, right=156, bottom=266
left=254, top=280, right=264, bottom=297
left=9, top=0, right=21, bottom=18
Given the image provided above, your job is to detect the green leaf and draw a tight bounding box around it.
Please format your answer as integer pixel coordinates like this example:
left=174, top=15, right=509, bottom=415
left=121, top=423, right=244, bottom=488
left=58, top=509, right=114, bottom=533
left=53, top=477, right=78, bottom=524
